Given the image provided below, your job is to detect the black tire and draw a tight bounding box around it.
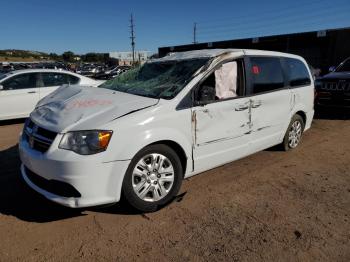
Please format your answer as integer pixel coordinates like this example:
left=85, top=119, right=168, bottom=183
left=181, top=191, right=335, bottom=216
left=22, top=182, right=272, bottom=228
left=282, top=114, right=305, bottom=151
left=122, top=144, right=183, bottom=212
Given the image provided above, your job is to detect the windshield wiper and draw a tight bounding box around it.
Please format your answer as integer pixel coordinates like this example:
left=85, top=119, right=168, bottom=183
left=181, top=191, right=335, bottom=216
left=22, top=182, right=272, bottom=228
left=130, top=92, right=158, bottom=99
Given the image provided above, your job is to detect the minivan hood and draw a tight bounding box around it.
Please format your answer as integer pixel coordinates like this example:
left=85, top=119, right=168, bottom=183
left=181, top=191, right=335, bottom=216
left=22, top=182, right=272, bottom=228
left=30, top=85, right=159, bottom=133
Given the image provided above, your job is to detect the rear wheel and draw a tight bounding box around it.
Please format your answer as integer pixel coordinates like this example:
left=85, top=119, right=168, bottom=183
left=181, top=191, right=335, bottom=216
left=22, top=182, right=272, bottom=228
left=282, top=114, right=305, bottom=151
left=122, top=144, right=183, bottom=212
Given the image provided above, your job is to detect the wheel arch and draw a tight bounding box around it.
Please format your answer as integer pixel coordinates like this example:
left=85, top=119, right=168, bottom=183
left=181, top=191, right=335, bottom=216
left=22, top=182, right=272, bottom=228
left=295, top=110, right=307, bottom=126
left=148, top=140, right=188, bottom=176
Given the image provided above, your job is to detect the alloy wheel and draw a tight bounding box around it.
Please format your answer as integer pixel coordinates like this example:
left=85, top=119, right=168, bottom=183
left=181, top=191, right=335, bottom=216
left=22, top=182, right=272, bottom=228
left=288, top=120, right=302, bottom=148
left=132, top=153, right=175, bottom=202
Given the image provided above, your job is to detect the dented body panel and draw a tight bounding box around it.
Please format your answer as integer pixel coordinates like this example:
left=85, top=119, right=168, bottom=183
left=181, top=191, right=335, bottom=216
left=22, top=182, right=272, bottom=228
left=31, top=85, right=159, bottom=133
left=192, top=97, right=251, bottom=172
left=248, top=89, right=292, bottom=153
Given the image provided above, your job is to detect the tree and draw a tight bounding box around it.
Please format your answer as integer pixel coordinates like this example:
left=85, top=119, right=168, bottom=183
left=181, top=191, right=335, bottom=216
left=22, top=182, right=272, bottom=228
left=62, top=51, right=75, bottom=62
left=81, top=53, right=107, bottom=63
left=49, top=53, right=59, bottom=59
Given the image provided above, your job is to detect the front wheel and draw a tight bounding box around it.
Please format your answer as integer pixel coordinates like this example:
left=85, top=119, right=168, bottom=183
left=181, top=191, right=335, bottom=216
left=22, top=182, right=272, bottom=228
left=282, top=114, right=305, bottom=151
left=122, top=144, right=183, bottom=212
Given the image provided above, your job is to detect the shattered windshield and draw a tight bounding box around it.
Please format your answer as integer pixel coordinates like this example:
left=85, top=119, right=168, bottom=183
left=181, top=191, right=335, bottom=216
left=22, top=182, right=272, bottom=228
left=336, top=59, right=350, bottom=72
left=99, top=58, right=209, bottom=99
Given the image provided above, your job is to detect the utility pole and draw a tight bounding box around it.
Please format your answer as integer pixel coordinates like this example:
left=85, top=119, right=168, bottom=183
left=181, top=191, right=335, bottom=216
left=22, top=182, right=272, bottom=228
left=193, top=22, right=197, bottom=44
left=129, top=13, right=136, bottom=65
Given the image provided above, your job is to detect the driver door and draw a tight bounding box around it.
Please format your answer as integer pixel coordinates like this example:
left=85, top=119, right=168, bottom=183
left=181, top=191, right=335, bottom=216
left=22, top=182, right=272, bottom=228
left=192, top=59, right=251, bottom=172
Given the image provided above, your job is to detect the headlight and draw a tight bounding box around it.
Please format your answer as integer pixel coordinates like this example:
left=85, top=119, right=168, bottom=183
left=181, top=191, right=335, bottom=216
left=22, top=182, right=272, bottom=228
left=59, top=130, right=113, bottom=155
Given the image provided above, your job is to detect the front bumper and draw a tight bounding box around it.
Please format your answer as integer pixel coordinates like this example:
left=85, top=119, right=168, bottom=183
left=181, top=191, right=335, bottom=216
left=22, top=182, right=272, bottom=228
left=19, top=134, right=131, bottom=208
left=315, top=92, right=350, bottom=108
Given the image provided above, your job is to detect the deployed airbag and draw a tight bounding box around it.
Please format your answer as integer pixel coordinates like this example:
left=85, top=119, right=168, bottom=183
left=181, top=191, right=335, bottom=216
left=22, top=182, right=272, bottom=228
left=215, top=62, right=237, bottom=99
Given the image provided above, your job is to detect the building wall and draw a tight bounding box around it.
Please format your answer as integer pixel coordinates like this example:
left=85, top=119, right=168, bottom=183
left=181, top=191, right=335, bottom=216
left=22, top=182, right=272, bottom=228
left=109, top=51, right=151, bottom=65
left=158, top=28, right=350, bottom=74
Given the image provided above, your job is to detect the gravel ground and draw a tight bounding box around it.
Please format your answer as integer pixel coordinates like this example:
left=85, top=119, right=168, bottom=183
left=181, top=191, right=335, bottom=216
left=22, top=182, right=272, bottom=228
left=0, top=113, right=349, bottom=261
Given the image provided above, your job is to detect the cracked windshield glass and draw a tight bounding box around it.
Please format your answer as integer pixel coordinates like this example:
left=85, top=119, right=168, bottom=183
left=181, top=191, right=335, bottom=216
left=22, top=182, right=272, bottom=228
left=99, top=58, right=209, bottom=99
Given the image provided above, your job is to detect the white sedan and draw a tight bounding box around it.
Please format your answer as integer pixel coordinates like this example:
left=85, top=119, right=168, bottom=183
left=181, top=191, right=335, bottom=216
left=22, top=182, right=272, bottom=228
left=0, top=69, right=104, bottom=120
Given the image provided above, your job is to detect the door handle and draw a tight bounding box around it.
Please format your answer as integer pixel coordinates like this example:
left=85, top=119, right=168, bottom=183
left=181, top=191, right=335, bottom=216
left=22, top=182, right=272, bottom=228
left=235, top=105, right=249, bottom=111
left=27, top=91, right=37, bottom=94
left=202, top=109, right=209, bottom=113
left=251, top=101, right=262, bottom=108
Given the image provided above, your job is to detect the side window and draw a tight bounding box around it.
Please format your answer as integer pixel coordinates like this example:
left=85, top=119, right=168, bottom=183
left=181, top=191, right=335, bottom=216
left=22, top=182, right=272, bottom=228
left=42, top=73, right=68, bottom=87
left=250, top=57, right=285, bottom=94
left=284, top=58, right=311, bottom=87
left=196, top=60, right=245, bottom=104
left=2, top=73, right=37, bottom=90
left=67, top=75, right=80, bottom=85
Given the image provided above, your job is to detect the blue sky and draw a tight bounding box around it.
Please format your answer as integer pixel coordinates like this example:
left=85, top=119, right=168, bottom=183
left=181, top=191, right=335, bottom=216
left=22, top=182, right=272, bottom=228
left=1, top=0, right=349, bottom=54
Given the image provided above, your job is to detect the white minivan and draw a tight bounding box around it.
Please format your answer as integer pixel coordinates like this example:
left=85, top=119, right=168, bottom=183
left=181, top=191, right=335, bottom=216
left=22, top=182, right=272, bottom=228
left=19, top=49, right=314, bottom=212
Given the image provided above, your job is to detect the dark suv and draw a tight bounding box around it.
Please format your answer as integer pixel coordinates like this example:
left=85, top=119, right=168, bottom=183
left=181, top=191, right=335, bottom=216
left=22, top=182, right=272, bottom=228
left=315, top=58, right=350, bottom=109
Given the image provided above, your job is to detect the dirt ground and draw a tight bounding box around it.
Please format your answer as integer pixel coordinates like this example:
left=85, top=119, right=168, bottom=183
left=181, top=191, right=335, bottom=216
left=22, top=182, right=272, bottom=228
left=0, top=112, right=349, bottom=262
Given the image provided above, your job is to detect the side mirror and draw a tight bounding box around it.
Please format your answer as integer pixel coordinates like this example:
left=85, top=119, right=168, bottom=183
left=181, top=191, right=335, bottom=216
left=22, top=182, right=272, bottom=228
left=0, top=85, right=3, bottom=90
left=196, top=85, right=216, bottom=104
left=194, top=100, right=206, bottom=107
left=329, top=66, right=336, bottom=72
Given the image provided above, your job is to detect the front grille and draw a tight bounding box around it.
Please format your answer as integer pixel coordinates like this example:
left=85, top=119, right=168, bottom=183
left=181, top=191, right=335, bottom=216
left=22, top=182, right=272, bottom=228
left=23, top=119, right=57, bottom=153
left=321, top=81, right=350, bottom=92
left=24, top=166, right=81, bottom=198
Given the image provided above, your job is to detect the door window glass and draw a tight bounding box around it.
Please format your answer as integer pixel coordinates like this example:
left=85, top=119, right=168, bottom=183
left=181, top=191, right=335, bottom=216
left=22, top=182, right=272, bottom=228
left=2, top=73, right=37, bottom=90
left=42, top=73, right=69, bottom=87
left=196, top=60, right=245, bottom=104
left=284, top=58, right=311, bottom=87
left=250, top=57, right=285, bottom=94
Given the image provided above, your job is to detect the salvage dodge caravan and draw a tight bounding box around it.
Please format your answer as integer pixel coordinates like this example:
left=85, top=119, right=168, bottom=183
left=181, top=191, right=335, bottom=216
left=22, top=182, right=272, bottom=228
left=19, top=49, right=314, bottom=212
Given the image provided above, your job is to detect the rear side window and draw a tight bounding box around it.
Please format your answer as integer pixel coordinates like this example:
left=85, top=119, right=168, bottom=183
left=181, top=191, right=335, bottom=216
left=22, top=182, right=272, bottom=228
left=284, top=58, right=311, bottom=87
left=42, top=73, right=70, bottom=87
left=250, top=57, right=285, bottom=94
left=41, top=73, right=79, bottom=86
left=67, top=75, right=80, bottom=85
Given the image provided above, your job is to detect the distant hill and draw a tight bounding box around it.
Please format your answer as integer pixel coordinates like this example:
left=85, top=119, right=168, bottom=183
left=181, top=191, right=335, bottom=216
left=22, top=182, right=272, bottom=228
left=0, top=49, right=51, bottom=62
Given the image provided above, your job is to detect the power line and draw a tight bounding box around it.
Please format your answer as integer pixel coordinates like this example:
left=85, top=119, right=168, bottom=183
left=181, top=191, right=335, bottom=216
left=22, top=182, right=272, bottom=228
left=194, top=5, right=350, bottom=41
left=197, top=15, right=350, bottom=43
left=197, top=3, right=346, bottom=34
left=195, top=0, right=333, bottom=25
left=197, top=12, right=350, bottom=38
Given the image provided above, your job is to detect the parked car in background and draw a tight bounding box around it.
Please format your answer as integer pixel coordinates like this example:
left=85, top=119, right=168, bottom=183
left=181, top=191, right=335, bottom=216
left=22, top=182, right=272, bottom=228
left=315, top=57, right=350, bottom=109
left=76, top=64, right=105, bottom=77
left=0, top=69, right=103, bottom=120
left=94, top=66, right=119, bottom=80
left=117, top=65, right=132, bottom=74
left=94, top=65, right=131, bottom=80
left=40, top=62, right=68, bottom=71
left=19, top=49, right=314, bottom=212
